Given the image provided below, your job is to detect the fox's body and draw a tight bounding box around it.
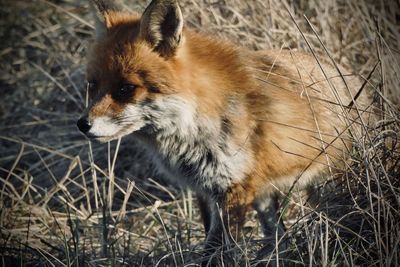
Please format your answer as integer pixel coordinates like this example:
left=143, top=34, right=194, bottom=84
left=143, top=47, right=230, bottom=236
left=78, top=0, right=370, bottom=259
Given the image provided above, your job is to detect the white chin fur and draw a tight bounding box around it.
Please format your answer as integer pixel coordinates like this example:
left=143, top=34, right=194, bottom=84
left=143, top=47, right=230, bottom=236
left=88, top=112, right=146, bottom=141
left=88, top=116, right=122, bottom=137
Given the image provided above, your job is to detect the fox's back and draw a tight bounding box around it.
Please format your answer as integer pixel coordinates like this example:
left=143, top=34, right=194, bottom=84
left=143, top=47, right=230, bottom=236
left=244, top=49, right=371, bottom=196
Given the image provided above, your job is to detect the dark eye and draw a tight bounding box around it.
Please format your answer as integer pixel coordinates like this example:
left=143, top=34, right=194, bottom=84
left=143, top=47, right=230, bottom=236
left=118, top=84, right=136, bottom=97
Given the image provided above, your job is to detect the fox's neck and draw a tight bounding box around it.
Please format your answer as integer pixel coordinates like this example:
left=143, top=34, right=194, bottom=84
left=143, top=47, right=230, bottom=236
left=172, top=29, right=257, bottom=116
left=139, top=30, right=257, bottom=191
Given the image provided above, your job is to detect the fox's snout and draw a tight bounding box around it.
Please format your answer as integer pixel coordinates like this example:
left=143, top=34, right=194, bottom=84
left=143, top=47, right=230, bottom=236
left=77, top=117, right=92, bottom=135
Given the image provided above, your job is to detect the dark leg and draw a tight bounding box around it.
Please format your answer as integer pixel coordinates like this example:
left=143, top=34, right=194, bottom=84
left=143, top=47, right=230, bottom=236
left=197, top=194, right=211, bottom=234
left=202, top=186, right=250, bottom=266
left=201, top=196, right=227, bottom=267
left=254, top=195, right=288, bottom=261
left=254, top=195, right=286, bottom=238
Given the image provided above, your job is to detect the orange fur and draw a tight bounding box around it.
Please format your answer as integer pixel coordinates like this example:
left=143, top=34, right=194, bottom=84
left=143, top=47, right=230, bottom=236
left=81, top=0, right=372, bottom=256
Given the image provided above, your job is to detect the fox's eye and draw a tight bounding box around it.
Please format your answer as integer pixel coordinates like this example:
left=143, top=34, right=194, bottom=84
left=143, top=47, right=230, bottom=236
left=112, top=84, right=136, bottom=101
left=119, top=84, right=136, bottom=97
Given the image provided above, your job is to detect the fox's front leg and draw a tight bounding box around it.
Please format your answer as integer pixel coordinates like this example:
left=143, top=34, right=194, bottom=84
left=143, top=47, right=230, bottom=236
left=197, top=194, right=211, bottom=234
left=202, top=185, right=251, bottom=259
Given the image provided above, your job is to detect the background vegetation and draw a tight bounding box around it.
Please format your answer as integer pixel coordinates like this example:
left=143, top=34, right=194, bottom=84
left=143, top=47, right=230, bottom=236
left=0, top=0, right=399, bottom=266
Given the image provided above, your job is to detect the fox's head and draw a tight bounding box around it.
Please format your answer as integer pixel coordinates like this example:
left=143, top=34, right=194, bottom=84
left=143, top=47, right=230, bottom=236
left=77, top=0, right=194, bottom=142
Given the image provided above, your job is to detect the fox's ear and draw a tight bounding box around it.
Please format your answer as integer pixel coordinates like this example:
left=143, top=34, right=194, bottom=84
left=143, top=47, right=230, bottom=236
left=139, top=0, right=183, bottom=58
left=90, top=0, right=123, bottom=38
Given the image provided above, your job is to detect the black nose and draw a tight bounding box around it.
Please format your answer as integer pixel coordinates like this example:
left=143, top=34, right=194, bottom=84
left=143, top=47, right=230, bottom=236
left=77, top=117, right=92, bottom=134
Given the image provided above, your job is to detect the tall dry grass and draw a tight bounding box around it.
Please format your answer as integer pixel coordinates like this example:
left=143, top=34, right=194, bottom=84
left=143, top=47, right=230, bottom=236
left=0, top=0, right=399, bottom=266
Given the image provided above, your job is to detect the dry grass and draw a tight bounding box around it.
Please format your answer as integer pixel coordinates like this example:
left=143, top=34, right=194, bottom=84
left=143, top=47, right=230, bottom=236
left=0, top=0, right=399, bottom=266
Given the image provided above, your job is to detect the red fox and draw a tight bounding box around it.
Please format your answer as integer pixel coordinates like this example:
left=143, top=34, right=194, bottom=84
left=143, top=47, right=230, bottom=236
left=77, top=0, right=371, bottom=259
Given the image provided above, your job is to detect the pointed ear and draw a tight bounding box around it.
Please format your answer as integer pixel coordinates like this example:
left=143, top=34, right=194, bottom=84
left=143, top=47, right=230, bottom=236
left=89, top=0, right=123, bottom=38
left=139, top=0, right=183, bottom=58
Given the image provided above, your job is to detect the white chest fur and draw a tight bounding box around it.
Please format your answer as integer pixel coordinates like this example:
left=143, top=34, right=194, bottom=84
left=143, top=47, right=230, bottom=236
left=137, top=96, right=252, bottom=191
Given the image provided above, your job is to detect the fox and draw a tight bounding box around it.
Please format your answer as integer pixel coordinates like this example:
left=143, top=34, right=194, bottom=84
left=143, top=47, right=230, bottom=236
left=77, top=0, right=372, bottom=261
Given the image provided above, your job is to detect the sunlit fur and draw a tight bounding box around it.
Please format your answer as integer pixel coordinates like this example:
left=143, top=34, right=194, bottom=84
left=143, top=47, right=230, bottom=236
left=82, top=0, right=372, bottom=252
